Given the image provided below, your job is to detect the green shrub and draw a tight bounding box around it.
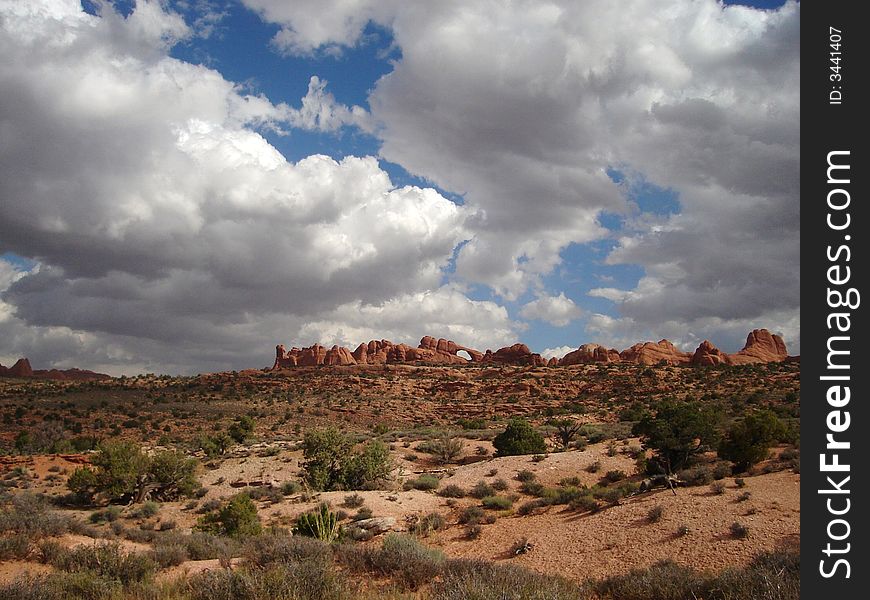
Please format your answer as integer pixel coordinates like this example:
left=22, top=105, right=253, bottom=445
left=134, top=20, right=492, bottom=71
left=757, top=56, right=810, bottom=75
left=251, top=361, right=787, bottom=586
left=459, top=506, right=486, bottom=525
left=228, top=416, right=255, bottom=443
left=301, top=428, right=391, bottom=491
left=493, top=419, right=547, bottom=457
left=632, top=400, right=721, bottom=473
left=718, top=410, right=788, bottom=472
left=243, top=533, right=332, bottom=568
left=187, top=562, right=348, bottom=600
left=491, top=478, right=509, bottom=491
left=516, top=469, right=536, bottom=482
left=404, top=474, right=440, bottom=491
left=439, top=484, right=467, bottom=498
left=46, top=542, right=157, bottom=585
left=434, top=559, right=588, bottom=600
left=470, top=480, right=496, bottom=499
left=428, top=436, right=464, bottom=464
left=568, top=494, right=599, bottom=513
left=372, top=534, right=445, bottom=590
left=596, top=559, right=709, bottom=600
left=341, top=493, right=364, bottom=508
left=481, top=495, right=513, bottom=510
left=67, top=441, right=199, bottom=504
left=196, top=494, right=262, bottom=538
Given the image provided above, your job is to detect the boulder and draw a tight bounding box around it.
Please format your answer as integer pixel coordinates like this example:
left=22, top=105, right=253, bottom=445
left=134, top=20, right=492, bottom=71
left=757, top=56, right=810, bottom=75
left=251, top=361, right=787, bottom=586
left=352, top=516, right=396, bottom=535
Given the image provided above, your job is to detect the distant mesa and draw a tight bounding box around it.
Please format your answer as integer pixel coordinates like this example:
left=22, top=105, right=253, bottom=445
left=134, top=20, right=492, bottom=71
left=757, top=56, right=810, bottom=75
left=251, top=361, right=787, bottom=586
left=0, top=358, right=111, bottom=381
left=271, top=329, right=792, bottom=370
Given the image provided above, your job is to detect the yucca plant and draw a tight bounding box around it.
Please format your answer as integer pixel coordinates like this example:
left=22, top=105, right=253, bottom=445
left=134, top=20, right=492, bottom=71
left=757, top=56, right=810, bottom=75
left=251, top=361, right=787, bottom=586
left=293, top=503, right=341, bottom=542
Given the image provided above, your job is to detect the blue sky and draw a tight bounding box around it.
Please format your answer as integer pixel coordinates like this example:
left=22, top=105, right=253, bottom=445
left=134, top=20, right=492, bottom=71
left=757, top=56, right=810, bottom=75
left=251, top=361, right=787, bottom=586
left=0, top=0, right=799, bottom=374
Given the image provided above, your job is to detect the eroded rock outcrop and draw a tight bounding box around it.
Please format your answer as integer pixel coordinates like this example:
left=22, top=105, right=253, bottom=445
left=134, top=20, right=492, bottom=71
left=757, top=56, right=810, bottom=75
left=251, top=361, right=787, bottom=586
left=0, top=358, right=110, bottom=380
left=729, top=329, right=789, bottom=365
left=272, top=329, right=792, bottom=369
left=691, top=340, right=730, bottom=366
left=619, top=340, right=691, bottom=365
left=559, top=344, right=621, bottom=366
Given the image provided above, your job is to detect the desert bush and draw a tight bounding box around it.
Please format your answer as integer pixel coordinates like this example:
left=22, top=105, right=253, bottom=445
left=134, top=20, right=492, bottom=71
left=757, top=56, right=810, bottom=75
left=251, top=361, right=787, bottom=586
left=227, top=415, right=255, bottom=443
left=470, top=480, right=496, bottom=499
left=89, top=506, right=122, bottom=523
left=730, top=521, right=749, bottom=539
left=341, top=493, right=364, bottom=508
left=481, top=495, right=513, bottom=510
left=520, top=481, right=546, bottom=497
left=718, top=410, right=788, bottom=472
left=428, top=436, right=464, bottom=464
left=244, top=533, right=332, bottom=568
left=46, top=541, right=157, bottom=585
left=493, top=419, right=547, bottom=457
left=196, top=494, right=262, bottom=538
left=182, top=531, right=240, bottom=561
left=647, top=505, right=664, bottom=523
left=595, top=559, right=709, bottom=600
left=132, top=501, right=160, bottom=519
left=149, top=542, right=189, bottom=568
left=516, top=469, right=536, bottom=482
left=409, top=512, right=446, bottom=537
left=404, top=473, right=440, bottom=491
left=434, top=559, right=588, bottom=600
left=294, top=503, right=341, bottom=543
left=281, top=481, right=301, bottom=495
left=0, top=493, right=73, bottom=559
left=351, top=507, right=373, bottom=521
left=586, top=460, right=601, bottom=473
left=491, top=478, right=509, bottom=491
left=632, top=400, right=721, bottom=473
left=517, top=499, right=549, bottom=515
left=602, top=470, right=626, bottom=483
left=187, top=562, right=349, bottom=600
left=459, top=505, right=486, bottom=525
left=439, top=484, right=467, bottom=498
left=67, top=441, right=199, bottom=504
left=735, top=477, right=746, bottom=488
left=372, top=533, right=445, bottom=589
left=710, top=481, right=726, bottom=495
left=548, top=418, right=583, bottom=450
left=0, top=572, right=122, bottom=600
left=568, top=494, right=599, bottom=513
left=301, top=428, right=391, bottom=491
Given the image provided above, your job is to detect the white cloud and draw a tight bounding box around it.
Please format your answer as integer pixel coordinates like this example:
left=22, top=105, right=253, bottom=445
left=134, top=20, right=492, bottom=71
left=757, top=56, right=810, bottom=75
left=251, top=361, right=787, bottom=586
left=284, top=76, right=372, bottom=133
left=243, top=0, right=799, bottom=342
left=0, top=0, right=515, bottom=374
left=540, top=345, right=574, bottom=360
left=519, top=292, right=583, bottom=327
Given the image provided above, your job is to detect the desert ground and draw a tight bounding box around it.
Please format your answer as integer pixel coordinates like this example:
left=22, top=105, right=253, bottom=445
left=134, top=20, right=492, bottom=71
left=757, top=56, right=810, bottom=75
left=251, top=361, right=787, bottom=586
left=0, top=361, right=800, bottom=598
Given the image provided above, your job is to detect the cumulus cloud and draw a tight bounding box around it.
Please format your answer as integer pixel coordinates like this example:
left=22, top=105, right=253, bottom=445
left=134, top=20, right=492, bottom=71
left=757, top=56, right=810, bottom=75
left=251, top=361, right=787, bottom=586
left=519, top=292, right=583, bottom=327
left=540, top=345, right=575, bottom=361
left=0, top=0, right=522, bottom=373
left=285, top=76, right=372, bottom=133
left=245, top=0, right=800, bottom=345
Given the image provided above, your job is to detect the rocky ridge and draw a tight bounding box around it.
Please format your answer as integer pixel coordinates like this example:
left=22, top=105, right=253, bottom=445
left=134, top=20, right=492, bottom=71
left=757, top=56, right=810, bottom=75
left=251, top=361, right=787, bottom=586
left=272, top=329, right=792, bottom=369
left=0, top=358, right=111, bottom=381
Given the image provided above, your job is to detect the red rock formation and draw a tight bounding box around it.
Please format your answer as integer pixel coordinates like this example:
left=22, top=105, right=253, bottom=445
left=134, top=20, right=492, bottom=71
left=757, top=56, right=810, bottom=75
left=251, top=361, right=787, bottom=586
left=8, top=358, right=33, bottom=377
left=546, top=357, right=558, bottom=367
left=270, top=329, right=791, bottom=370
left=324, top=345, right=356, bottom=366
left=691, top=340, right=730, bottom=366
left=619, top=340, right=691, bottom=365
left=0, top=358, right=109, bottom=380
left=480, top=343, right=547, bottom=367
left=559, top=343, right=621, bottom=366
left=729, top=329, right=788, bottom=364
